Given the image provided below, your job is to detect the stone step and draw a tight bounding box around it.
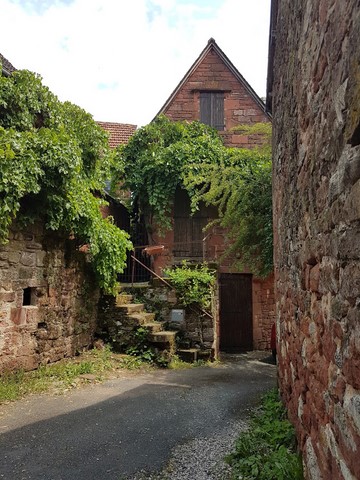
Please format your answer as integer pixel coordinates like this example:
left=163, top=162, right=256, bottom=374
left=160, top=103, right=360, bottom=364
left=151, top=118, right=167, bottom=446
left=115, top=294, right=133, bottom=306
left=120, top=282, right=150, bottom=289
left=117, top=303, right=144, bottom=314
left=127, top=312, right=156, bottom=325
left=150, top=331, right=177, bottom=354
left=149, top=331, right=177, bottom=344
left=143, top=322, right=164, bottom=333
left=177, top=348, right=200, bottom=362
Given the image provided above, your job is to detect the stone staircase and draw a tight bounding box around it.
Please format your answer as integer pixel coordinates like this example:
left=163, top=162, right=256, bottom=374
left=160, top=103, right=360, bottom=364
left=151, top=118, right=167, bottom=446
left=115, top=290, right=177, bottom=354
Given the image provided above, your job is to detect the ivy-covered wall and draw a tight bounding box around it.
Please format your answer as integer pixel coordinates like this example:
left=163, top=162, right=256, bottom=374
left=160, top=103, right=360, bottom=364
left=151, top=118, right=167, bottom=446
left=0, top=223, right=99, bottom=373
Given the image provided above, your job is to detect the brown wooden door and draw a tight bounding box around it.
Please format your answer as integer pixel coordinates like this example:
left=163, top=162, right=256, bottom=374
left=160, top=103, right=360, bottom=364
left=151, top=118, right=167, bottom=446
left=219, top=274, right=253, bottom=352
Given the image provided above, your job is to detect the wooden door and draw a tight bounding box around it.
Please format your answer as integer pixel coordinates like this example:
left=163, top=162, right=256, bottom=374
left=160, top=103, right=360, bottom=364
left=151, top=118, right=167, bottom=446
left=219, top=273, right=253, bottom=352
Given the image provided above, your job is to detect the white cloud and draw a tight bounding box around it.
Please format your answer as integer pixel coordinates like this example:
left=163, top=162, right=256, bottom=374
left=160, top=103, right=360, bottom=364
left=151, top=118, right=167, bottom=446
left=0, top=0, right=271, bottom=126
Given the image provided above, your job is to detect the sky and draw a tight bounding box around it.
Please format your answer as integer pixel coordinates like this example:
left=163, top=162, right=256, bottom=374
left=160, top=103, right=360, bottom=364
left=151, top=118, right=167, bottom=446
left=0, top=0, right=271, bottom=126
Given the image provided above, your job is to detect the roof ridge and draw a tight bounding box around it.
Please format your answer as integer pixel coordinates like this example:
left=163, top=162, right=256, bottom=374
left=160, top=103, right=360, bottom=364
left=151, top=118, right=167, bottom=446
left=154, top=38, right=269, bottom=120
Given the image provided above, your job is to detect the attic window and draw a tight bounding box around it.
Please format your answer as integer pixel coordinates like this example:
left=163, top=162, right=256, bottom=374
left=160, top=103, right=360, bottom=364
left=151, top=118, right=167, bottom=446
left=200, top=92, right=224, bottom=130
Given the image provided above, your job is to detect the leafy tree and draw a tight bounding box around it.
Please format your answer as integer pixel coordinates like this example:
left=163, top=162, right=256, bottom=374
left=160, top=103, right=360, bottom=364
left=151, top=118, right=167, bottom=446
left=116, top=116, right=273, bottom=277
left=186, top=145, right=273, bottom=277
left=115, top=115, right=225, bottom=232
left=0, top=67, right=132, bottom=293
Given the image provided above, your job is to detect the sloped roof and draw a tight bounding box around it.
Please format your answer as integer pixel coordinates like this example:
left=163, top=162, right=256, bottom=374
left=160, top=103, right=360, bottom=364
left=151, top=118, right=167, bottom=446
left=155, top=38, right=269, bottom=119
left=0, top=53, right=16, bottom=76
left=97, top=121, right=137, bottom=148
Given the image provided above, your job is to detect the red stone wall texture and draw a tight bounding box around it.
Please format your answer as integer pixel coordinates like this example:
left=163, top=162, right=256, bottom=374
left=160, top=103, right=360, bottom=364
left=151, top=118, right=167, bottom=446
left=271, top=1, right=360, bottom=478
left=0, top=224, right=99, bottom=373
left=163, top=47, right=269, bottom=149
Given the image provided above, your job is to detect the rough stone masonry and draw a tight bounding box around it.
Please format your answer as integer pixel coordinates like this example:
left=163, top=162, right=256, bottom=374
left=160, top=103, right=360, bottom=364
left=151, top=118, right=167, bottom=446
left=270, top=0, right=360, bottom=478
left=0, top=223, right=99, bottom=373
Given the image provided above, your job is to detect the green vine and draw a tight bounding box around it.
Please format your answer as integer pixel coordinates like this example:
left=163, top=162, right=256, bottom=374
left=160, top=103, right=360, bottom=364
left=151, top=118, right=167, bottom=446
left=0, top=68, right=132, bottom=293
left=164, top=261, right=216, bottom=310
left=116, top=115, right=273, bottom=278
left=185, top=145, right=273, bottom=277
left=115, top=115, right=225, bottom=232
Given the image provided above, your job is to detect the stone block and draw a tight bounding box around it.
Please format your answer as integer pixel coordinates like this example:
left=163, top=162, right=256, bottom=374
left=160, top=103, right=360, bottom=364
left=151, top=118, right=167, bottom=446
left=309, top=264, right=320, bottom=292
left=20, top=252, right=36, bottom=267
left=344, top=180, right=360, bottom=222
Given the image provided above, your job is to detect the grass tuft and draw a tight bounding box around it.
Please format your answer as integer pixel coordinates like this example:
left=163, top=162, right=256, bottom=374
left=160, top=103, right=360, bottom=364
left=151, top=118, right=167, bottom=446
left=0, top=346, right=153, bottom=403
left=226, top=388, right=303, bottom=480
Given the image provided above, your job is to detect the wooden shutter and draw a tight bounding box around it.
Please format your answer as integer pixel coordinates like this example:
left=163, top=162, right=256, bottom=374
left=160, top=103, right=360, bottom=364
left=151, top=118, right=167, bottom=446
left=200, top=92, right=211, bottom=125
left=200, top=92, right=224, bottom=130
left=212, top=93, right=224, bottom=130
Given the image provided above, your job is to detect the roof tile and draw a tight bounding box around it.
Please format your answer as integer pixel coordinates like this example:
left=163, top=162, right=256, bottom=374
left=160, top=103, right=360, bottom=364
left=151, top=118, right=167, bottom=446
left=0, top=53, right=16, bottom=75
left=97, top=121, right=137, bottom=148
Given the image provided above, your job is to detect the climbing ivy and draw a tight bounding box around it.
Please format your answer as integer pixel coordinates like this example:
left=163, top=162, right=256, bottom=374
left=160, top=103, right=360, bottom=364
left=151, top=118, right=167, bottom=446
left=0, top=67, right=132, bottom=293
left=185, top=145, right=273, bottom=277
left=115, top=115, right=225, bottom=232
left=116, top=116, right=273, bottom=277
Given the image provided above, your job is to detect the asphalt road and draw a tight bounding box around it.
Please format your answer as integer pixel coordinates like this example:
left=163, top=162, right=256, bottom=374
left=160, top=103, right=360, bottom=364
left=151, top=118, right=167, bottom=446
left=0, top=353, right=276, bottom=480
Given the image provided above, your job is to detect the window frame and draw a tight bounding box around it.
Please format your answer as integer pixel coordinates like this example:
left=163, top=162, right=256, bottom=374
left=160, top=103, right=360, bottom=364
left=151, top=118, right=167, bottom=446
left=200, top=91, right=225, bottom=131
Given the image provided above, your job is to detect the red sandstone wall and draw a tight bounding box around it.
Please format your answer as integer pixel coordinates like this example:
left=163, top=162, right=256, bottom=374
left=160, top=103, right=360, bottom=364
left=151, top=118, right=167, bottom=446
left=271, top=1, right=360, bottom=478
left=163, top=47, right=269, bottom=148
left=0, top=224, right=99, bottom=373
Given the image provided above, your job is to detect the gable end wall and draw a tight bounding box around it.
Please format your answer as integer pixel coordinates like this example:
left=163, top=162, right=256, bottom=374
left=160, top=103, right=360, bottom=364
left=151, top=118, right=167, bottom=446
left=163, top=48, right=269, bottom=148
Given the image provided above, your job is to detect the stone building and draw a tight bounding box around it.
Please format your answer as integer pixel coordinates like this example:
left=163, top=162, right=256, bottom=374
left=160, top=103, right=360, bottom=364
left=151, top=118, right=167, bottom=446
left=0, top=57, right=134, bottom=373
left=267, top=0, right=360, bottom=478
left=0, top=224, right=99, bottom=373
left=150, top=38, right=275, bottom=352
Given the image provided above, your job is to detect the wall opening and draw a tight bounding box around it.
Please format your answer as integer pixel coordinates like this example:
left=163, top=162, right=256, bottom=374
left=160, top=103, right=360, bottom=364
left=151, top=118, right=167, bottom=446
left=350, top=121, right=360, bottom=146
left=23, top=287, right=36, bottom=306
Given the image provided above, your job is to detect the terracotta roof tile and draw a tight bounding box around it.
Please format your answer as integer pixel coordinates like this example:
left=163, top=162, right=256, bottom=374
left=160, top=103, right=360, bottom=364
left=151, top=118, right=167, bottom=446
left=0, top=53, right=16, bottom=75
left=97, top=121, right=137, bottom=148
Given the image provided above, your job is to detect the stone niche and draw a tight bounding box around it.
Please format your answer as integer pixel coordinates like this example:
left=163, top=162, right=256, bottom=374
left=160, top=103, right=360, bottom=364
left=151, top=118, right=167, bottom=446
left=0, top=223, right=99, bottom=373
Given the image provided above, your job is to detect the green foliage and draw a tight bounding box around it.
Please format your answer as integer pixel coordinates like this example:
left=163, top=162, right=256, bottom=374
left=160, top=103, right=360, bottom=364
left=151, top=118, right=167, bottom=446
left=0, top=69, right=132, bottom=293
left=0, top=346, right=116, bottom=403
left=116, top=116, right=273, bottom=277
left=116, top=115, right=225, bottom=232
left=186, top=145, right=273, bottom=277
left=231, top=121, right=272, bottom=140
left=227, top=389, right=303, bottom=480
left=164, top=261, right=215, bottom=309
left=126, top=327, right=169, bottom=367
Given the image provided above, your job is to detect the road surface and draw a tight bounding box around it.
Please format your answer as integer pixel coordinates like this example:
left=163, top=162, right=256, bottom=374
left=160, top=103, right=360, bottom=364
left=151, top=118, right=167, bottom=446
left=0, top=352, right=276, bottom=480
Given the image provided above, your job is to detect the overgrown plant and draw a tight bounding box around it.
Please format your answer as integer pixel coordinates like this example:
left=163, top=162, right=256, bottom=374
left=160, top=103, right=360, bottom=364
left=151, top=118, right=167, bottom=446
left=126, top=327, right=169, bottom=367
left=116, top=116, right=273, bottom=277
left=226, top=388, right=303, bottom=480
left=164, top=261, right=216, bottom=310
left=115, top=115, right=225, bottom=233
left=185, top=123, right=273, bottom=277
left=0, top=68, right=132, bottom=292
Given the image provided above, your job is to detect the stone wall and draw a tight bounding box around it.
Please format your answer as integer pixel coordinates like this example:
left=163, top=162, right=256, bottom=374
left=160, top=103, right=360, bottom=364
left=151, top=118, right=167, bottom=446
left=253, top=274, right=276, bottom=350
left=163, top=46, right=270, bottom=148
left=0, top=223, right=99, bottom=373
left=271, top=0, right=360, bottom=478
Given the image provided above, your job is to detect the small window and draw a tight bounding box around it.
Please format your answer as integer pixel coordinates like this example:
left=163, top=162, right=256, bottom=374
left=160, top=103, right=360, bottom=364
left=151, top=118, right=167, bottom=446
left=200, top=92, right=224, bottom=130
left=23, top=287, right=36, bottom=306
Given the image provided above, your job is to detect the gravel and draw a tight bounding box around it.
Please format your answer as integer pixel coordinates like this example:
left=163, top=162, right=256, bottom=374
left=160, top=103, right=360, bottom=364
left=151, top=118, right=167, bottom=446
left=129, top=419, right=248, bottom=480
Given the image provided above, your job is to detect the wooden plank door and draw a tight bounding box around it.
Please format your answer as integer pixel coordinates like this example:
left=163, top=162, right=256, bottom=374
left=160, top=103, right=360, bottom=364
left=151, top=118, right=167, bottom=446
left=219, top=273, right=253, bottom=352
